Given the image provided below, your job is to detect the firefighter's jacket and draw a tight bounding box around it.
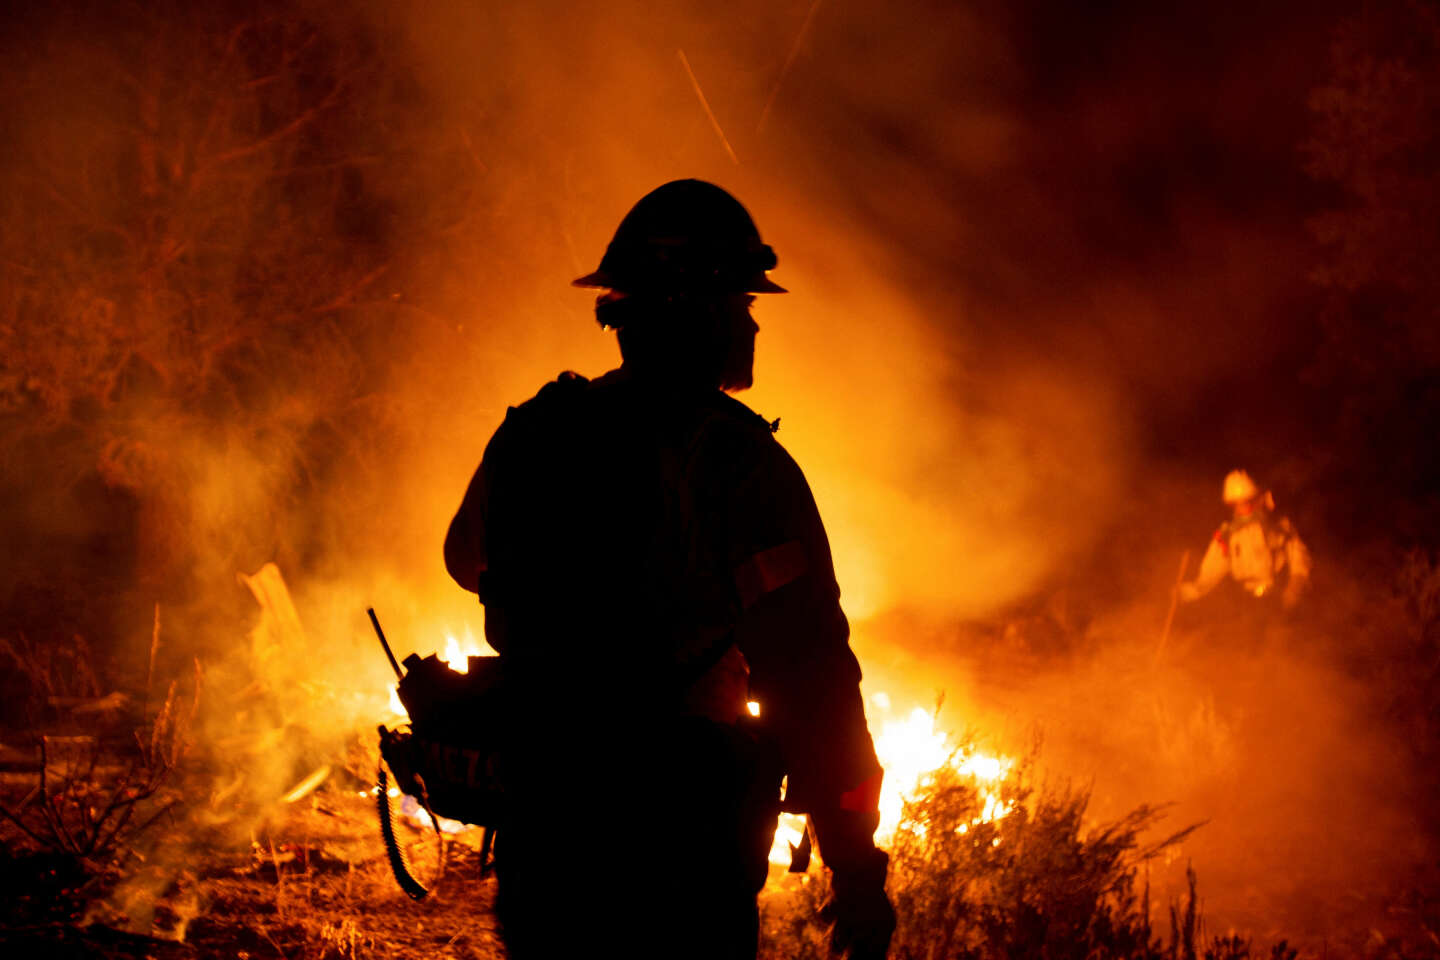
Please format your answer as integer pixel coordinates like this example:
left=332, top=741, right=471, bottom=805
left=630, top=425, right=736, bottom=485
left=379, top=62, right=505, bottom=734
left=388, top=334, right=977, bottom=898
left=1181, top=512, right=1312, bottom=607
left=444, top=368, right=882, bottom=814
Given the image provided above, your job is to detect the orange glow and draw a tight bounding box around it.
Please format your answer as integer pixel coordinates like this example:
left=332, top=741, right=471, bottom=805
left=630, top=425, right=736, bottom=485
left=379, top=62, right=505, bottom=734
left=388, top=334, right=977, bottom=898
left=387, top=634, right=1011, bottom=862
left=769, top=813, right=809, bottom=867
left=385, top=627, right=495, bottom=720
left=870, top=698, right=1013, bottom=841
left=441, top=632, right=491, bottom=672
left=767, top=691, right=1013, bottom=864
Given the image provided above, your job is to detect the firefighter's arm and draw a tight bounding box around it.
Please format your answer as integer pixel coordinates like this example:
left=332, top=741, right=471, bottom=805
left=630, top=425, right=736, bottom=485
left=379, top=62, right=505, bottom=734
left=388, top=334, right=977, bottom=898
left=730, top=443, right=891, bottom=959
left=736, top=567, right=879, bottom=811
left=812, top=805, right=895, bottom=960
left=444, top=420, right=510, bottom=594
left=738, top=572, right=893, bottom=960
left=1180, top=532, right=1230, bottom=602
left=443, top=467, right=487, bottom=594
left=729, top=446, right=881, bottom=810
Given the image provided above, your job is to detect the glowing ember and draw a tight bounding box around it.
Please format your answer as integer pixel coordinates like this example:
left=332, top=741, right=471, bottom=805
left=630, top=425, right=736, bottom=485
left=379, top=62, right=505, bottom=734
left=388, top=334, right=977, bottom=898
left=747, top=700, right=761, bottom=717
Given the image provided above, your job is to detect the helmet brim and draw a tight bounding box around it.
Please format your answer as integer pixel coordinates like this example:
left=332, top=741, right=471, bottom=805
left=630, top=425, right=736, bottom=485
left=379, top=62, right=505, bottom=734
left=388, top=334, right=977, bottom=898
left=571, top=270, right=787, bottom=294
left=571, top=269, right=614, bottom=289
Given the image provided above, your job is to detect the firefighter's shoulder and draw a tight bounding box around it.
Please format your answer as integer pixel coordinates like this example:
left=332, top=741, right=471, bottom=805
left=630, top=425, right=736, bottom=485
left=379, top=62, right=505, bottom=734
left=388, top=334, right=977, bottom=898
left=706, top=394, right=820, bottom=503
left=692, top=393, right=799, bottom=479
left=710, top=391, right=782, bottom=438
left=705, top=393, right=796, bottom=467
left=498, top=370, right=591, bottom=422
left=525, top=370, right=590, bottom=408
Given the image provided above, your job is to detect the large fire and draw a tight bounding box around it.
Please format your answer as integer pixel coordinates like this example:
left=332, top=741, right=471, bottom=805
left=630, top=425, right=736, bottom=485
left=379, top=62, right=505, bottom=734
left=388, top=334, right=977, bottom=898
left=385, top=631, right=1013, bottom=864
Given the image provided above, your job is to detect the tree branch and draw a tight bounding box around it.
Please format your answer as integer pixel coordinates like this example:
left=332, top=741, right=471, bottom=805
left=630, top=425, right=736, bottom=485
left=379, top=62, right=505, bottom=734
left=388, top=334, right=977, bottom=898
left=195, top=78, right=348, bottom=176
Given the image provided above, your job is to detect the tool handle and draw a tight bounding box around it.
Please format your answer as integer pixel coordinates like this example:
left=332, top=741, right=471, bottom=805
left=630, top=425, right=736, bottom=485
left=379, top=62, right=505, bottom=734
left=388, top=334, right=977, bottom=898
left=1154, top=549, right=1192, bottom=664
left=368, top=607, right=404, bottom=679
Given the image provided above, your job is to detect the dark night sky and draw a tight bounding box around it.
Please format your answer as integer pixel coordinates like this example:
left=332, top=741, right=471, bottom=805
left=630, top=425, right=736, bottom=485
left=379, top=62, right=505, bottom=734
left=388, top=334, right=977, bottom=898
left=621, top=0, right=1354, bottom=471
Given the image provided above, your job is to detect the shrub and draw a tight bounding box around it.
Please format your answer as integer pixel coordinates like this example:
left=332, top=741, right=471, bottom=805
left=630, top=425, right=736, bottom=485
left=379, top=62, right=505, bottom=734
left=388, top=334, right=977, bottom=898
left=761, top=744, right=1214, bottom=960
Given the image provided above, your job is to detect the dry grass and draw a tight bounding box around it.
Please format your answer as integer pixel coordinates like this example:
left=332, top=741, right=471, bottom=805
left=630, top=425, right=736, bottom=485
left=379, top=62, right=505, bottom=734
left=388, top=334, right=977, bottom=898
left=0, top=642, right=195, bottom=863
left=1, top=785, right=504, bottom=959
left=0, top=743, right=1435, bottom=959
left=757, top=744, right=1309, bottom=960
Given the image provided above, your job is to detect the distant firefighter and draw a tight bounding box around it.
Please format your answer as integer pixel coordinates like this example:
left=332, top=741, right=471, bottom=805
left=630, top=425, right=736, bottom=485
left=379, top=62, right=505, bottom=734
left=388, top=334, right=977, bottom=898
left=1179, top=470, right=1312, bottom=610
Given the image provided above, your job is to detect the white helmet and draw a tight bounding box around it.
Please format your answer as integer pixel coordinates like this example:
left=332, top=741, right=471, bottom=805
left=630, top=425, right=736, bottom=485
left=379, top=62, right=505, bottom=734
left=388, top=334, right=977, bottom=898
left=1222, top=469, right=1259, bottom=504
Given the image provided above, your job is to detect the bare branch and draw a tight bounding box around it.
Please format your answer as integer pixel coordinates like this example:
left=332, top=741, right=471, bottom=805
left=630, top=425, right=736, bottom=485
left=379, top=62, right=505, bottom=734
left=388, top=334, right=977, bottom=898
left=123, top=798, right=180, bottom=842
left=202, top=156, right=387, bottom=182
left=0, top=799, right=53, bottom=848
left=13, top=174, right=136, bottom=245
left=310, top=264, right=392, bottom=315
left=39, top=783, right=82, bottom=855
left=196, top=72, right=349, bottom=175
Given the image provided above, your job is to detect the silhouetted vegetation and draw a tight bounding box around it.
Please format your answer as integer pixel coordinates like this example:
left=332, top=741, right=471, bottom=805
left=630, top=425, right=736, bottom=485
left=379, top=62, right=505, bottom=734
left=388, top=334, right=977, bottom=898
left=761, top=751, right=1310, bottom=960
left=0, top=1, right=474, bottom=654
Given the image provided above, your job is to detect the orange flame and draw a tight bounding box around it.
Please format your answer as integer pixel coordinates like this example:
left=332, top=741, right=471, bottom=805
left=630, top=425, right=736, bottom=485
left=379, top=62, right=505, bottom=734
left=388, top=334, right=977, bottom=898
left=767, top=691, right=1013, bottom=865
left=386, top=627, right=494, bottom=720
left=383, top=631, right=1011, bottom=864
left=871, top=700, right=1012, bottom=837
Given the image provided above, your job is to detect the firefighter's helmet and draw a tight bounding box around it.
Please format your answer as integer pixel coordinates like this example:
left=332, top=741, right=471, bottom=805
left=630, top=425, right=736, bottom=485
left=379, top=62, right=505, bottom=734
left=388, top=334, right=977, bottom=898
left=573, top=180, right=786, bottom=295
left=1222, top=469, right=1260, bottom=504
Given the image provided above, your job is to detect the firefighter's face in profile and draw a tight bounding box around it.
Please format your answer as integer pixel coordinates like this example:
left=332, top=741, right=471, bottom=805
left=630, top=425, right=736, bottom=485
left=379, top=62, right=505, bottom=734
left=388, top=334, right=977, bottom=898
left=716, top=293, right=759, bottom=392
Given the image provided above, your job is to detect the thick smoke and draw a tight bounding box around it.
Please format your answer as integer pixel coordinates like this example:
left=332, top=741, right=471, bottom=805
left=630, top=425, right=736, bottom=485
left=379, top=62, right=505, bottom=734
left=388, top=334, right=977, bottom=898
left=2, top=0, right=1431, bottom=948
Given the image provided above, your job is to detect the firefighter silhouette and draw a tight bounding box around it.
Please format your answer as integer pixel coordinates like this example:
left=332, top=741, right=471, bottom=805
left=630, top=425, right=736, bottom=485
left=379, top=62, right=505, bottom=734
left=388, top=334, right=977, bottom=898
left=1180, top=469, right=1313, bottom=612
left=444, top=180, right=894, bottom=959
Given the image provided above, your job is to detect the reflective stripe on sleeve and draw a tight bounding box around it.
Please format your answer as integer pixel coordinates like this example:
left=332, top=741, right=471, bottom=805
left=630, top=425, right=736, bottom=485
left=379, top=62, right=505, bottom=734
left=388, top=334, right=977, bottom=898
left=839, top=771, right=884, bottom=814
left=735, top=540, right=809, bottom=609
